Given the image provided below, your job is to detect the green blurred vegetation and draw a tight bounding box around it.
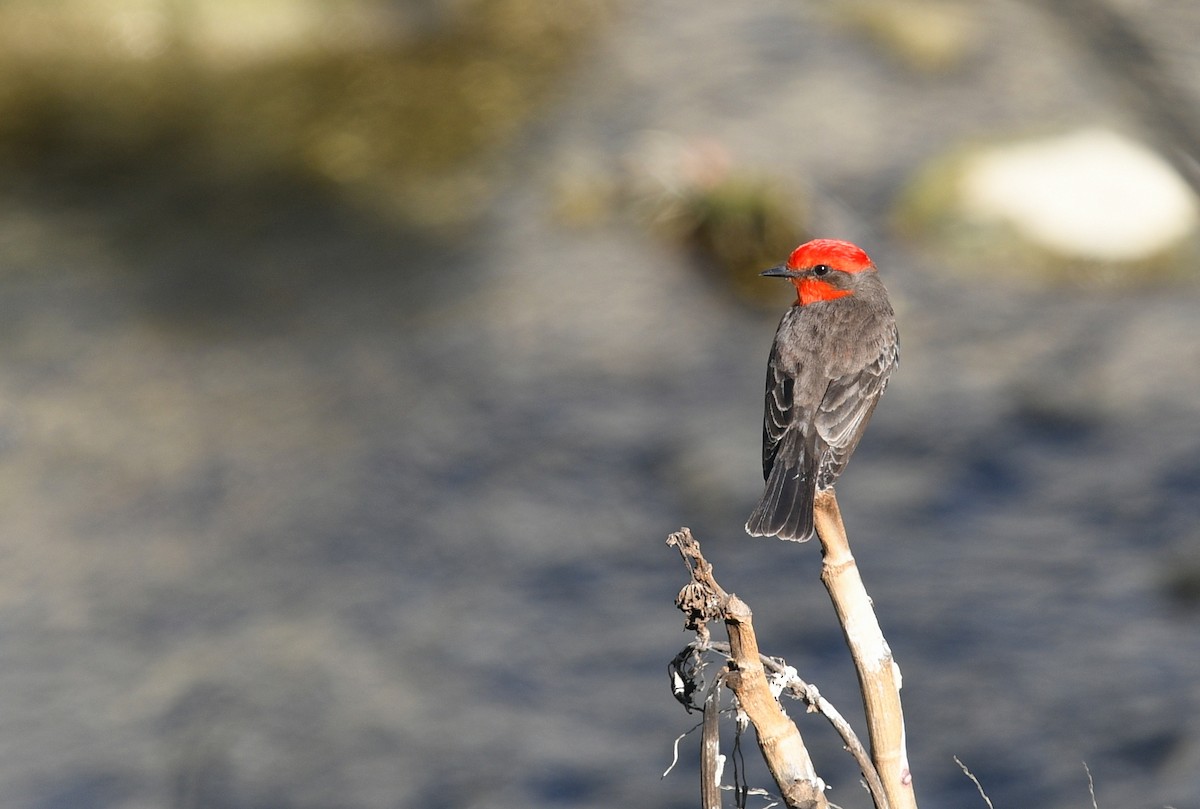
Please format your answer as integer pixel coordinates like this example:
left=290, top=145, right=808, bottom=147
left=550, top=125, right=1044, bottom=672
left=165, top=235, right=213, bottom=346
left=548, top=137, right=809, bottom=305
left=0, top=0, right=611, bottom=226
left=656, top=175, right=808, bottom=304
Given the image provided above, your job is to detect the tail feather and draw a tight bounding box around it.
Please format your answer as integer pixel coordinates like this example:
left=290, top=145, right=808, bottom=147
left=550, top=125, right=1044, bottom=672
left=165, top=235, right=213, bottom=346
left=745, top=459, right=817, bottom=542
left=745, top=460, right=786, bottom=536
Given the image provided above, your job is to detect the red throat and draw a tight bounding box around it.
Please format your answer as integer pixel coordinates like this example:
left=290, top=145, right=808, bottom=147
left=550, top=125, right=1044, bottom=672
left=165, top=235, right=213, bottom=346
left=795, top=278, right=853, bottom=306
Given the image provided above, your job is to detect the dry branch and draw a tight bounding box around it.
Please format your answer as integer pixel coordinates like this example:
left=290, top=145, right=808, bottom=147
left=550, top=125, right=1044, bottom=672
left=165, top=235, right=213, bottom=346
left=813, top=491, right=916, bottom=809
left=700, top=675, right=723, bottom=809
left=669, top=529, right=829, bottom=809
left=723, top=594, right=827, bottom=809
left=694, top=641, right=889, bottom=809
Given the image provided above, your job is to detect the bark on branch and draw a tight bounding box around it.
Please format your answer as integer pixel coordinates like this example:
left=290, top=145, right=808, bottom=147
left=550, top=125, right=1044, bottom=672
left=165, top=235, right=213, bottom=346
left=667, top=517, right=914, bottom=809
left=669, top=529, right=829, bottom=809
left=813, top=490, right=916, bottom=809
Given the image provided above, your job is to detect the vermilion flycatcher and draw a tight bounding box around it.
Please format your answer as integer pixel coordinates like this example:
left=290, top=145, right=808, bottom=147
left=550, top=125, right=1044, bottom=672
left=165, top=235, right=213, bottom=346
left=745, top=239, right=898, bottom=542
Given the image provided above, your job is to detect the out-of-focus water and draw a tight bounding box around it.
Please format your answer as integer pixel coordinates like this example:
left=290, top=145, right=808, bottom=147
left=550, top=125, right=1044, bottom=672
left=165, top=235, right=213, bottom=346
left=0, top=2, right=1199, bottom=809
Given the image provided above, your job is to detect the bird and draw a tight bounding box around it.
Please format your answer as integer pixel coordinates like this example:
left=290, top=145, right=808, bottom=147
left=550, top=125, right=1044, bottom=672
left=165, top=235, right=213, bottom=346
left=745, top=238, right=898, bottom=542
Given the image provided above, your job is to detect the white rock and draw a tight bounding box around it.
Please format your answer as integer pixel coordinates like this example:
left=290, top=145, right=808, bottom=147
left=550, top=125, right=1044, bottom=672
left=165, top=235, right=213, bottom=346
left=959, top=128, right=1198, bottom=261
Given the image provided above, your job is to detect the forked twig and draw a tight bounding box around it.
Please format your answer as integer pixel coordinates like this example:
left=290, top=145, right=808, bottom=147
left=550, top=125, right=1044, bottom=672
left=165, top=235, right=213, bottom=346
left=668, top=529, right=828, bottom=808
left=953, top=756, right=994, bottom=809
left=698, top=640, right=886, bottom=808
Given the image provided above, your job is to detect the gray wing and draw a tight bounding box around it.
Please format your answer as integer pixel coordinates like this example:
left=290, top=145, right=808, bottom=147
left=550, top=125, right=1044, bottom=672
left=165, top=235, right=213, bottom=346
left=761, top=343, right=794, bottom=479
left=746, top=343, right=821, bottom=541
left=814, top=333, right=898, bottom=489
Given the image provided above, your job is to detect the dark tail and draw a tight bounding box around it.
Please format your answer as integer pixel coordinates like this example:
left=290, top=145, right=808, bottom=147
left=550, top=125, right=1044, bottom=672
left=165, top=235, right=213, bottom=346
left=745, top=457, right=817, bottom=542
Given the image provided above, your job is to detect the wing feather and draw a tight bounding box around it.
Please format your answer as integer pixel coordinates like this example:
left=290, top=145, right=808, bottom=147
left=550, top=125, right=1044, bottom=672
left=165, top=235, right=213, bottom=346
left=747, top=336, right=821, bottom=541
left=815, top=334, right=898, bottom=488
left=761, top=350, right=793, bottom=479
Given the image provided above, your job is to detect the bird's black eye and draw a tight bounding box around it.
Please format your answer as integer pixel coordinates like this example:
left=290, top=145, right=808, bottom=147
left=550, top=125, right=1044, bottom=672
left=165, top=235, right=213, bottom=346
left=813, top=264, right=831, bottom=277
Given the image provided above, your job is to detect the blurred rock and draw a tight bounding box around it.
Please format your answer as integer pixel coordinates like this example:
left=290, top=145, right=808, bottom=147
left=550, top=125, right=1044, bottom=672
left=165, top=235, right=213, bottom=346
left=897, top=128, right=1200, bottom=280
left=961, top=129, right=1198, bottom=261
left=0, top=0, right=613, bottom=229
left=831, top=0, right=979, bottom=73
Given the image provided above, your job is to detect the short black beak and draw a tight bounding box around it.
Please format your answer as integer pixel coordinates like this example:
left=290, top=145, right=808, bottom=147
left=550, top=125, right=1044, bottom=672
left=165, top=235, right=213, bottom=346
left=760, top=264, right=799, bottom=278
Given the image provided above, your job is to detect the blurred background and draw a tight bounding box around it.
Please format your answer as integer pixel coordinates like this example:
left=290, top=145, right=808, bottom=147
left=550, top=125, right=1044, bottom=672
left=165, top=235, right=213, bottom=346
left=0, top=1, right=1198, bottom=807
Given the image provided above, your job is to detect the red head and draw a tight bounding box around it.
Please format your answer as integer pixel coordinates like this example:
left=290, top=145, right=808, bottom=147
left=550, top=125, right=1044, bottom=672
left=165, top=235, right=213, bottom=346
left=762, top=238, right=876, bottom=306
left=785, top=239, right=873, bottom=273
